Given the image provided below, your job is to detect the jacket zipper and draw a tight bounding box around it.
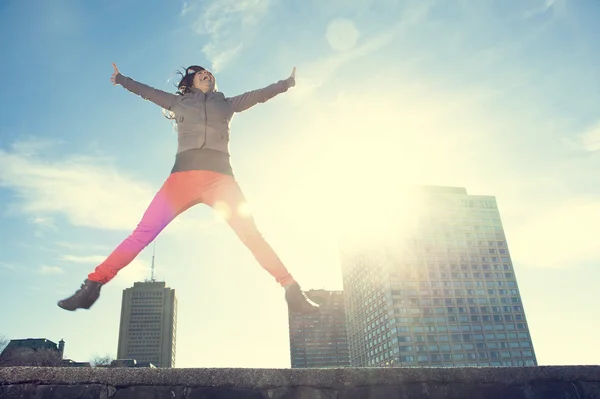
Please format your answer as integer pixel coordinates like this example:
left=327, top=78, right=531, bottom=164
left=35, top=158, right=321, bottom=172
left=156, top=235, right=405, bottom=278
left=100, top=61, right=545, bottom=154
left=200, top=93, right=207, bottom=149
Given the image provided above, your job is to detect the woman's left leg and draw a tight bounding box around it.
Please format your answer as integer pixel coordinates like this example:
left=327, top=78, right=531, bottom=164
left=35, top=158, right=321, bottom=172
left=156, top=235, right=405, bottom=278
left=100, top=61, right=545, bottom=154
left=199, top=171, right=318, bottom=313
left=200, top=172, right=295, bottom=287
left=202, top=172, right=319, bottom=314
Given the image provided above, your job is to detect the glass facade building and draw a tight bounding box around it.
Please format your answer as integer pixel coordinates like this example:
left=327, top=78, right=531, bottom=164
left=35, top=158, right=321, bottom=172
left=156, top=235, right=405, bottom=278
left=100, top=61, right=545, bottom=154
left=341, top=186, right=537, bottom=367
left=288, top=290, right=351, bottom=368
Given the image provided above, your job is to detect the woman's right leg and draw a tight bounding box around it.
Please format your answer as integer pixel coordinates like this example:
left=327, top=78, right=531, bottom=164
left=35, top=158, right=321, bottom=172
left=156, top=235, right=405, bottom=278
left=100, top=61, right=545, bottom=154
left=87, top=171, right=204, bottom=284
left=58, top=171, right=203, bottom=311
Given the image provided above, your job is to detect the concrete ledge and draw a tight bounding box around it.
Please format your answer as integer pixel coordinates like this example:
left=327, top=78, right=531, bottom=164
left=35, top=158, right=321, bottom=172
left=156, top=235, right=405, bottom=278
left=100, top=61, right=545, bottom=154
left=1, top=366, right=599, bottom=398
left=2, top=366, right=600, bottom=387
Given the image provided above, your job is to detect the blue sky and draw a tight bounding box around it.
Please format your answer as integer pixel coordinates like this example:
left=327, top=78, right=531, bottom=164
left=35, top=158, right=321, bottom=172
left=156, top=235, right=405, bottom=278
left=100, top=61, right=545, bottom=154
left=1, top=0, right=599, bottom=368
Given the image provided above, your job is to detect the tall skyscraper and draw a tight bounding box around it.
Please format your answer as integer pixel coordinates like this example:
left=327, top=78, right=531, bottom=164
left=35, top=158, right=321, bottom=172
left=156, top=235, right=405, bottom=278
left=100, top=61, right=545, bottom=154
left=288, top=290, right=351, bottom=368
left=341, top=186, right=537, bottom=367
left=117, top=281, right=177, bottom=368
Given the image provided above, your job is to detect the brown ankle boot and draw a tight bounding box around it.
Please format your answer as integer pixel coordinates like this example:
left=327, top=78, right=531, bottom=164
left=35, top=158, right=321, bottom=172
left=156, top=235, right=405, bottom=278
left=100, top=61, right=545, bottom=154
left=58, top=279, right=103, bottom=311
left=285, top=283, right=319, bottom=314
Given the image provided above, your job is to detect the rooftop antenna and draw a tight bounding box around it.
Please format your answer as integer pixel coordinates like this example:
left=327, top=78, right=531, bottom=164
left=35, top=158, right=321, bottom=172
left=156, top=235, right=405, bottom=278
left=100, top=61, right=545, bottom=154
left=150, top=241, right=156, bottom=282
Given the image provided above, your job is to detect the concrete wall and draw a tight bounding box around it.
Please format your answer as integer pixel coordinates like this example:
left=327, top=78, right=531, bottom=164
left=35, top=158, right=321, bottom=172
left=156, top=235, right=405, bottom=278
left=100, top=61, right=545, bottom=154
left=1, top=366, right=599, bottom=398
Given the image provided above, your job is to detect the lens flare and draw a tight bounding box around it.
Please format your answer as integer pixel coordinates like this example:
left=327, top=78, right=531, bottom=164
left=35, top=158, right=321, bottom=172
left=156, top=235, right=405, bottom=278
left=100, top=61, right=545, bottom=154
left=213, top=201, right=231, bottom=221
left=238, top=202, right=252, bottom=218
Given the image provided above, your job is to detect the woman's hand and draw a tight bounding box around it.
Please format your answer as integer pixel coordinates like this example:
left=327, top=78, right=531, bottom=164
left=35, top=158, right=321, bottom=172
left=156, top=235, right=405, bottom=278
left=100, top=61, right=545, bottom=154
left=288, top=66, right=296, bottom=87
left=110, top=63, right=120, bottom=85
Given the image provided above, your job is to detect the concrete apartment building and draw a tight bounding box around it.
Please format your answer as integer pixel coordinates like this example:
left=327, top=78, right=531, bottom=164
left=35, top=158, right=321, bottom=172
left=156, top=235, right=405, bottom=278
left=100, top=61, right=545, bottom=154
left=117, top=281, right=177, bottom=368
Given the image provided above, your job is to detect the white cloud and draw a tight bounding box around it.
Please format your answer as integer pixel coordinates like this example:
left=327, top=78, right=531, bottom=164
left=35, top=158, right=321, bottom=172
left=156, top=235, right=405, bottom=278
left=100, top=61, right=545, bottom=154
left=181, top=1, right=191, bottom=16
left=0, top=262, right=15, bottom=270
left=54, top=259, right=153, bottom=291
left=30, top=216, right=55, bottom=227
left=0, top=140, right=225, bottom=241
left=39, top=265, right=65, bottom=275
left=0, top=141, right=156, bottom=231
left=188, top=0, right=271, bottom=72
left=27, top=215, right=58, bottom=239
left=523, top=0, right=560, bottom=19
left=112, top=259, right=153, bottom=287
left=54, top=242, right=110, bottom=252
left=578, top=122, right=600, bottom=152
left=59, top=255, right=107, bottom=264
left=202, top=42, right=242, bottom=73
left=9, top=138, right=61, bottom=156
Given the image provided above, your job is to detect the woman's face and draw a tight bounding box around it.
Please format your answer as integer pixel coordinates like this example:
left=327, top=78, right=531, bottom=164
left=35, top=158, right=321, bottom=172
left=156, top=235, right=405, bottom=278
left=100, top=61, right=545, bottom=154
left=192, top=69, right=215, bottom=92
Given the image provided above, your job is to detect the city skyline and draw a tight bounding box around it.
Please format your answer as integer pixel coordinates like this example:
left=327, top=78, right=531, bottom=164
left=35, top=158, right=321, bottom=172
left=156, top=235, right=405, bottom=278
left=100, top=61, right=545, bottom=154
left=1, top=0, right=599, bottom=368
left=3, top=184, right=538, bottom=370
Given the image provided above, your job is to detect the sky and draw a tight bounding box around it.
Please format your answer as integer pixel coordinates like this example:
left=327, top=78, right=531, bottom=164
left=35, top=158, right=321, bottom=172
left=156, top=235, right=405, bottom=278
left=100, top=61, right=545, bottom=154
left=0, top=0, right=599, bottom=368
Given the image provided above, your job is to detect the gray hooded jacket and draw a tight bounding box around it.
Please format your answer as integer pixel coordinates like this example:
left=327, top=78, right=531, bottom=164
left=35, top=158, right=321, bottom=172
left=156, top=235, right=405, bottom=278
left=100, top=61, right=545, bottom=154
left=114, top=72, right=294, bottom=175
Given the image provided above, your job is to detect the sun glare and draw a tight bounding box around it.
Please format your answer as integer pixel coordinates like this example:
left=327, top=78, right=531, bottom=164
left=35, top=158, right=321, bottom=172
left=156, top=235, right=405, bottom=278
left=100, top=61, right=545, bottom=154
left=332, top=185, right=424, bottom=248
left=238, top=202, right=252, bottom=218
left=212, top=200, right=231, bottom=222
left=252, top=82, right=462, bottom=287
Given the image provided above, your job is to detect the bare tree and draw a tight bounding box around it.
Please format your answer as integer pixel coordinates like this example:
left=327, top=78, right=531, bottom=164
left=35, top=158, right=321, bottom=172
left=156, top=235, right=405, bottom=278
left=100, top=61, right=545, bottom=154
left=90, top=354, right=113, bottom=367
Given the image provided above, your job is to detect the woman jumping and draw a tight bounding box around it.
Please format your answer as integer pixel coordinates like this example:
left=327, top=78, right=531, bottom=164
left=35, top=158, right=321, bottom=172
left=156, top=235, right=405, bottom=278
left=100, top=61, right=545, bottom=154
left=57, top=63, right=319, bottom=314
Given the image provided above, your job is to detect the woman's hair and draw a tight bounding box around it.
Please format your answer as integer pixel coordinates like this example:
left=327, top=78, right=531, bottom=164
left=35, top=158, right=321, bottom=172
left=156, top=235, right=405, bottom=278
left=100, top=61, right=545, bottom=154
left=175, top=65, right=206, bottom=95
left=163, top=65, right=206, bottom=120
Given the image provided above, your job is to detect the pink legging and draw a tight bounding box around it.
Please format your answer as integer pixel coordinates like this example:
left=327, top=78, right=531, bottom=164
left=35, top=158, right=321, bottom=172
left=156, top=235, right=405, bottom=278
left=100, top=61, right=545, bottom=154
left=87, top=170, right=295, bottom=287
